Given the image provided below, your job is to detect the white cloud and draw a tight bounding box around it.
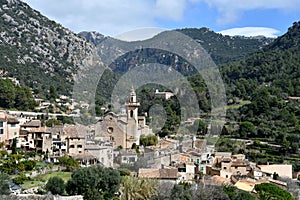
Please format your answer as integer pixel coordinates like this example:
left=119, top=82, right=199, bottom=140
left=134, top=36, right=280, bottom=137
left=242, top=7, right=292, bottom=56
left=23, top=0, right=157, bottom=35
left=114, top=27, right=166, bottom=42
left=201, top=0, right=300, bottom=24
left=219, top=27, right=280, bottom=37
left=155, top=0, right=186, bottom=21
left=22, top=0, right=189, bottom=36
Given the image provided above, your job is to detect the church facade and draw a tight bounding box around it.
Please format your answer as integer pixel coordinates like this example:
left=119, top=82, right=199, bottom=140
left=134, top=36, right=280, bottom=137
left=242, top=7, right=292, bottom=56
left=94, top=87, right=150, bottom=149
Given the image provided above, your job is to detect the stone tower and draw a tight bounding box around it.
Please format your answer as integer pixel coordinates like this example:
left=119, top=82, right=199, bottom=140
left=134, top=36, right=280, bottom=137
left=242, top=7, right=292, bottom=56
left=125, top=86, right=140, bottom=148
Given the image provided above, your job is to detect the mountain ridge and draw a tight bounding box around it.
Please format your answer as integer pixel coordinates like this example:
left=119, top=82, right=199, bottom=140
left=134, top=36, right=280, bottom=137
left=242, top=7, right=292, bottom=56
left=0, top=0, right=98, bottom=95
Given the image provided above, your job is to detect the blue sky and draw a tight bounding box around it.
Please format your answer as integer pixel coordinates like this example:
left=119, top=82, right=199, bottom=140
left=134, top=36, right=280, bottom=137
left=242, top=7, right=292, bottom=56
left=22, top=0, right=300, bottom=37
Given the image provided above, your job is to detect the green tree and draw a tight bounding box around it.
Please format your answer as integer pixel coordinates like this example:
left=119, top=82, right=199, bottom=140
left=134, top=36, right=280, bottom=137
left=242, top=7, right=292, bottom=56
left=49, top=85, right=58, bottom=101
left=232, top=190, right=255, bottom=200
left=0, top=79, right=16, bottom=108
left=15, top=86, right=36, bottom=110
left=45, top=176, right=65, bottom=195
left=192, top=184, right=229, bottom=200
left=59, top=155, right=79, bottom=171
left=0, top=171, right=10, bottom=195
left=118, top=168, right=131, bottom=176
left=11, top=138, right=17, bottom=154
left=12, top=173, right=29, bottom=185
left=66, top=165, right=121, bottom=200
left=170, top=184, right=192, bottom=200
left=45, top=119, right=62, bottom=127
left=281, top=135, right=291, bottom=155
left=239, top=121, right=255, bottom=138
left=197, top=120, right=208, bottom=135
left=140, top=134, right=158, bottom=147
left=255, top=183, right=294, bottom=200
left=21, top=160, right=36, bottom=171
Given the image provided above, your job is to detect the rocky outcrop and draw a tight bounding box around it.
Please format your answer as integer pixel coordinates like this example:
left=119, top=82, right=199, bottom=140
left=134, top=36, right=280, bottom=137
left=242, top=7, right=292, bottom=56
left=0, top=0, right=98, bottom=94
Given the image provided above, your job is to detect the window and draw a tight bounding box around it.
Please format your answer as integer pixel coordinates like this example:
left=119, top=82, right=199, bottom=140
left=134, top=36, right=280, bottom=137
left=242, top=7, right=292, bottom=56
left=130, top=110, right=133, bottom=118
left=223, top=167, right=227, bottom=170
left=107, top=127, right=113, bottom=134
left=77, top=145, right=82, bottom=148
left=10, top=124, right=16, bottom=127
left=70, top=144, right=75, bottom=148
left=14, top=132, right=17, bottom=136
left=226, top=175, right=228, bottom=178
left=235, top=166, right=238, bottom=169
left=0, top=129, right=3, bottom=134
left=129, top=157, right=136, bottom=162
left=0, top=122, right=3, bottom=127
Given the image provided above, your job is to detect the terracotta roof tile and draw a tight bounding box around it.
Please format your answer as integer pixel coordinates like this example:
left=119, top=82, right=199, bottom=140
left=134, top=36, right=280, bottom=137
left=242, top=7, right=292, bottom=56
left=21, top=120, right=41, bottom=127
left=138, top=168, right=180, bottom=179
left=159, top=168, right=180, bottom=179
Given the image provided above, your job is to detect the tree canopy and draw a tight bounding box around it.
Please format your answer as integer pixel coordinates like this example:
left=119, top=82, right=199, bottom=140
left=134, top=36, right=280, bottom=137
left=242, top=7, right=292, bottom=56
left=66, top=165, right=121, bottom=200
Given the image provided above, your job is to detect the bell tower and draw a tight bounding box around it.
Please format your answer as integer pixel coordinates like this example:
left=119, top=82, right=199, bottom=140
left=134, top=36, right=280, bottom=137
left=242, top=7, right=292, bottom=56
left=127, top=86, right=139, bottom=121
left=125, top=86, right=140, bottom=148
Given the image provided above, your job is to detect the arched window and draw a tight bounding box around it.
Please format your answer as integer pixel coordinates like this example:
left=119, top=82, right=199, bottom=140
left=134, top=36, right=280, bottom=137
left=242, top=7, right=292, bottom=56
left=130, top=110, right=134, bottom=118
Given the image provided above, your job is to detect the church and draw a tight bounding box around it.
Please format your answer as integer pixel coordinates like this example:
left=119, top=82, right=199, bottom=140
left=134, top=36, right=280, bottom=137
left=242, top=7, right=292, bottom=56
left=94, top=87, right=150, bottom=149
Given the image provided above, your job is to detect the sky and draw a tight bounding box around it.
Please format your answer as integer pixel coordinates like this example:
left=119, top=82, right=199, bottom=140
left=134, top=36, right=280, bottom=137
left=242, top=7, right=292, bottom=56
left=22, top=0, right=300, bottom=38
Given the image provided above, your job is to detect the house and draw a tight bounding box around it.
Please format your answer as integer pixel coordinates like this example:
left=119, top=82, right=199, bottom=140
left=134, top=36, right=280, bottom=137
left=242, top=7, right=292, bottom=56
left=205, top=175, right=231, bottom=186
left=138, top=167, right=182, bottom=184
left=118, top=149, right=138, bottom=165
left=48, top=126, right=67, bottom=162
left=28, top=127, right=52, bottom=153
left=214, top=152, right=232, bottom=158
left=180, top=137, right=207, bottom=153
left=206, top=154, right=249, bottom=179
left=234, top=180, right=257, bottom=192
left=0, top=112, right=20, bottom=146
left=154, top=89, right=174, bottom=100
left=20, top=120, right=41, bottom=130
left=249, top=165, right=263, bottom=179
left=64, top=124, right=88, bottom=157
left=257, top=164, right=293, bottom=179
left=177, top=163, right=195, bottom=181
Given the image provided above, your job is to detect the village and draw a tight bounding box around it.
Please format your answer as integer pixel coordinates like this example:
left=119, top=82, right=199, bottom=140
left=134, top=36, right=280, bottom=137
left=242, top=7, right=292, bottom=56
left=0, top=87, right=298, bottom=198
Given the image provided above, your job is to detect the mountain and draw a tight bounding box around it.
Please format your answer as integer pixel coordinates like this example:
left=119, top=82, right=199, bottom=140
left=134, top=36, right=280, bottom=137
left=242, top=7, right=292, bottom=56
left=80, top=28, right=273, bottom=72
left=220, top=21, right=300, bottom=158
left=177, top=28, right=273, bottom=64
left=221, top=21, right=300, bottom=98
left=0, top=0, right=98, bottom=95
left=78, top=28, right=274, bottom=104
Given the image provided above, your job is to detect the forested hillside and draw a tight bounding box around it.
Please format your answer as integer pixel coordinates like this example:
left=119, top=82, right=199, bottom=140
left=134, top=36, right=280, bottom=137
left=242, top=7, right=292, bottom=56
left=222, top=21, right=300, bottom=99
left=220, top=22, right=300, bottom=169
left=0, top=0, right=97, bottom=96
left=178, top=28, right=273, bottom=64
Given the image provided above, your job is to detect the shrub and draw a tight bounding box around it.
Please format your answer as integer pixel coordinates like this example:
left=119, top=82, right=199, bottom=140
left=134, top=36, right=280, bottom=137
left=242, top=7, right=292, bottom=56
left=45, top=176, right=65, bottom=195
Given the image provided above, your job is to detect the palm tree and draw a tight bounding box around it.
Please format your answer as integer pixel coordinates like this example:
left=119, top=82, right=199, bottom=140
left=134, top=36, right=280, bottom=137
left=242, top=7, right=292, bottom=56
left=120, top=176, right=158, bottom=200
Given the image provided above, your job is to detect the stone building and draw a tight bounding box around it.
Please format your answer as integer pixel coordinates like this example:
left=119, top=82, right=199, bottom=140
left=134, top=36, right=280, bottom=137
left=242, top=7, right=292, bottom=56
left=0, top=112, right=20, bottom=146
left=94, top=87, right=149, bottom=148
